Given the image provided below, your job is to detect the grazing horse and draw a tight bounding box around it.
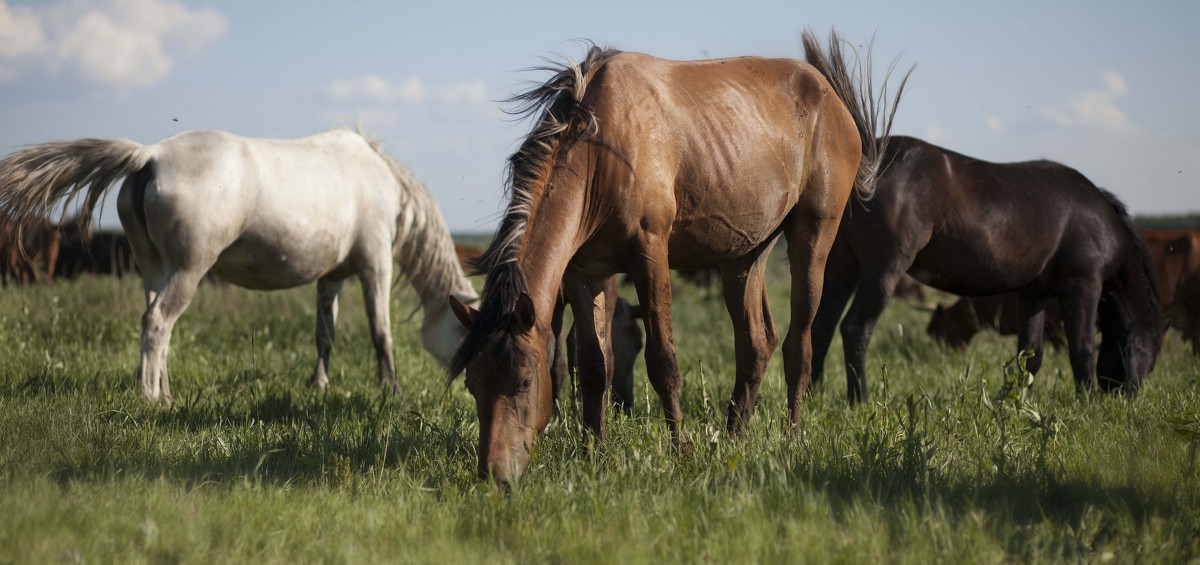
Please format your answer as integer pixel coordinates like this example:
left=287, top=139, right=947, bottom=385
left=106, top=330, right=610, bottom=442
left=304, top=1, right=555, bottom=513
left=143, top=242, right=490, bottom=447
left=447, top=31, right=909, bottom=484
left=1143, top=228, right=1200, bottom=354
left=0, top=216, right=61, bottom=286
left=0, top=129, right=479, bottom=403
left=53, top=221, right=139, bottom=279
left=564, top=295, right=643, bottom=414
left=812, top=136, right=1163, bottom=403
left=925, top=292, right=1067, bottom=349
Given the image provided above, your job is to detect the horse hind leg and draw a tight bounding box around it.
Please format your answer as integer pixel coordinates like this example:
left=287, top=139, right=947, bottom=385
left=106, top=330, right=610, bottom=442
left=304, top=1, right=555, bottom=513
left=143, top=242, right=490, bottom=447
left=138, top=269, right=205, bottom=403
left=811, top=237, right=859, bottom=387
left=310, top=277, right=344, bottom=390
left=117, top=175, right=175, bottom=402
left=721, top=238, right=779, bottom=436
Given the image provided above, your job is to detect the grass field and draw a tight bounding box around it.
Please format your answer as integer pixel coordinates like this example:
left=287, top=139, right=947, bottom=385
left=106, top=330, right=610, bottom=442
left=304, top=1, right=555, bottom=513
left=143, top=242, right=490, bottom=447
left=1, top=246, right=1198, bottom=563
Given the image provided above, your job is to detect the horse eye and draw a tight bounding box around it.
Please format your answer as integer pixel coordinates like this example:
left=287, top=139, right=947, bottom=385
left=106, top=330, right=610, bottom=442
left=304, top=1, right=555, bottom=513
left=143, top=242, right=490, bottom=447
left=517, top=378, right=532, bottom=393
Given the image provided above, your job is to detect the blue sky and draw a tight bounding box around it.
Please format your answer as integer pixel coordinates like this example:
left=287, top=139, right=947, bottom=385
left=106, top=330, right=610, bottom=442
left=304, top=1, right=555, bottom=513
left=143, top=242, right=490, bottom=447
left=1, top=0, right=1197, bottom=231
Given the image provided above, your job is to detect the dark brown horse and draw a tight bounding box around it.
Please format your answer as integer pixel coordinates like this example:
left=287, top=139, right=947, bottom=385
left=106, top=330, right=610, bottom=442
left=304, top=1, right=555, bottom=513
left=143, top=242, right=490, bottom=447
left=447, top=31, right=909, bottom=484
left=812, top=136, right=1163, bottom=403
left=54, top=227, right=138, bottom=279
left=926, top=292, right=1066, bottom=349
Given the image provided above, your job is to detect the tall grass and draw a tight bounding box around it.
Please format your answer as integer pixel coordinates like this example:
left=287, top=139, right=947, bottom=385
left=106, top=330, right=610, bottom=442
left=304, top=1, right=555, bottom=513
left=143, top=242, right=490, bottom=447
left=1, top=255, right=1197, bottom=562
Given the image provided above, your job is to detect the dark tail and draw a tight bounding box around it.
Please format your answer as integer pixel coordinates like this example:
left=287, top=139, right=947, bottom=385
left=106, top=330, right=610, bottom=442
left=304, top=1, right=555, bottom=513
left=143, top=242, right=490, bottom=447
left=0, top=138, right=153, bottom=244
left=1096, top=189, right=1164, bottom=393
left=802, top=28, right=913, bottom=200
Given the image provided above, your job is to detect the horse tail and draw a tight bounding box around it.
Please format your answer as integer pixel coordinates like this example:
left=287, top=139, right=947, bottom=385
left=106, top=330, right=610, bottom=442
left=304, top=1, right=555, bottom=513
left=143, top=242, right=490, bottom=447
left=0, top=138, right=154, bottom=244
left=1096, top=188, right=1164, bottom=393
left=802, top=28, right=913, bottom=200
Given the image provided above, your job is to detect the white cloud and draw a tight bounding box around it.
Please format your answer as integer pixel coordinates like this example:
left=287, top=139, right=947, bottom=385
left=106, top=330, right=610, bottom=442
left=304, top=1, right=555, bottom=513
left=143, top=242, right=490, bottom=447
left=0, top=1, right=45, bottom=79
left=0, top=0, right=226, bottom=88
left=329, top=74, right=425, bottom=104
left=985, top=115, right=1005, bottom=134
left=924, top=123, right=951, bottom=143
left=1042, top=70, right=1132, bottom=131
left=327, top=75, right=498, bottom=118
left=321, top=107, right=401, bottom=131
left=433, top=79, right=489, bottom=113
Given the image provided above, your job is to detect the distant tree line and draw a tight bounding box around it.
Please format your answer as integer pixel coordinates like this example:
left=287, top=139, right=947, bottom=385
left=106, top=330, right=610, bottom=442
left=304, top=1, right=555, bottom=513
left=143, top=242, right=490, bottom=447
left=1135, top=214, right=1200, bottom=229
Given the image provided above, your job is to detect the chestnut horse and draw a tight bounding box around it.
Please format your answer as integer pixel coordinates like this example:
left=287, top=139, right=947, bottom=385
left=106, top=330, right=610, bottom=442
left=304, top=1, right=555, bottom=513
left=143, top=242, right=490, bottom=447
left=0, top=129, right=479, bottom=403
left=448, top=31, right=909, bottom=484
left=812, top=136, right=1163, bottom=402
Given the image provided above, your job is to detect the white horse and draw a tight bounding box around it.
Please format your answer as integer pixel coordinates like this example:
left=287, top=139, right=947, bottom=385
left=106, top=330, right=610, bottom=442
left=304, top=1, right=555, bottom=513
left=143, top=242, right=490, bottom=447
left=0, top=128, right=479, bottom=403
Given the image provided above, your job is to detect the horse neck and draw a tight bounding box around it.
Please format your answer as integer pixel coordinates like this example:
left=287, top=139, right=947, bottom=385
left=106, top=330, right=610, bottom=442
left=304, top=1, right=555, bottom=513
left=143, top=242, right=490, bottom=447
left=1099, top=220, right=1165, bottom=370
left=1113, top=241, right=1162, bottom=333
left=512, top=173, right=591, bottom=330
left=393, top=179, right=478, bottom=312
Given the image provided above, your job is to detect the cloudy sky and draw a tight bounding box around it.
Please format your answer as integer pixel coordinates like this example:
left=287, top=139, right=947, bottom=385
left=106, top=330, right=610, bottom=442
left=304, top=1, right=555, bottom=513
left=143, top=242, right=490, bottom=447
left=1, top=0, right=1196, bottom=231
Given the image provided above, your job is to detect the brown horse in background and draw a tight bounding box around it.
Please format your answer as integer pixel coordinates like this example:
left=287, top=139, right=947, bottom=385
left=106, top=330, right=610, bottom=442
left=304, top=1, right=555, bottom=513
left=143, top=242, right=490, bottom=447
left=0, top=216, right=60, bottom=286
left=812, top=136, right=1163, bottom=402
left=447, top=30, right=910, bottom=484
left=1142, top=228, right=1200, bottom=354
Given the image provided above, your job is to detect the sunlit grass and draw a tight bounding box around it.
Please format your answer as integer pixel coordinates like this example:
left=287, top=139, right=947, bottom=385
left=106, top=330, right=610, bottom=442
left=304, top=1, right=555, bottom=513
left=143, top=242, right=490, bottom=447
left=0, top=251, right=1197, bottom=562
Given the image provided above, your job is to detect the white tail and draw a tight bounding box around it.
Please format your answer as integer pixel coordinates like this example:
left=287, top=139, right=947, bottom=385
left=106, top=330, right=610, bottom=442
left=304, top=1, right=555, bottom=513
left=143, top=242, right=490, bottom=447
left=0, top=138, right=152, bottom=239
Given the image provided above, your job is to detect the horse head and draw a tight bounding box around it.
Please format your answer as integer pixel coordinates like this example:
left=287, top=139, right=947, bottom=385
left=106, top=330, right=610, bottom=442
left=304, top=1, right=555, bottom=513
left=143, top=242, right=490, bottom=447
left=421, top=290, right=478, bottom=368
left=449, top=292, right=554, bottom=486
left=925, top=301, right=976, bottom=349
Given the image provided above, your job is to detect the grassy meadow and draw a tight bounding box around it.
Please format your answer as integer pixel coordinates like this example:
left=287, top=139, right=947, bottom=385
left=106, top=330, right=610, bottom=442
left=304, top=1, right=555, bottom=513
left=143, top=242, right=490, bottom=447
left=1, top=245, right=1198, bottom=563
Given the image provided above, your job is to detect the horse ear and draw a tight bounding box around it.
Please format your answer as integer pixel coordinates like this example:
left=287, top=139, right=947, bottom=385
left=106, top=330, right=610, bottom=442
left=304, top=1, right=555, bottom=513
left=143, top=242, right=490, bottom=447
left=448, top=295, right=478, bottom=329
left=511, top=292, right=536, bottom=333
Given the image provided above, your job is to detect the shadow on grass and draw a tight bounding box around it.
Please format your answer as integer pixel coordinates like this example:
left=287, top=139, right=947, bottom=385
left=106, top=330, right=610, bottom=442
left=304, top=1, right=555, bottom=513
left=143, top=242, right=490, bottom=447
left=796, top=458, right=1188, bottom=557
left=44, top=376, right=479, bottom=489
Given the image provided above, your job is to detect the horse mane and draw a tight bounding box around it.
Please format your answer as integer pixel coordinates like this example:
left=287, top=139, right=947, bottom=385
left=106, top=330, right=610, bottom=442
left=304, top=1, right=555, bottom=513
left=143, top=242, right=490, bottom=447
left=1096, top=188, right=1164, bottom=383
left=802, top=29, right=913, bottom=200
left=362, top=133, right=477, bottom=309
left=448, top=43, right=621, bottom=380
left=1098, top=187, right=1161, bottom=315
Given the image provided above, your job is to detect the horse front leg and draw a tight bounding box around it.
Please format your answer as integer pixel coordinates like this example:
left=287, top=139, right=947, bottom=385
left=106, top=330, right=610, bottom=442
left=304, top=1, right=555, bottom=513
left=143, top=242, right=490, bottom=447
left=310, top=277, right=344, bottom=390
left=562, top=272, right=618, bottom=441
left=360, top=263, right=398, bottom=395
left=721, top=238, right=779, bottom=436
left=548, top=293, right=568, bottom=409
left=1016, top=295, right=1050, bottom=376
left=1058, top=280, right=1102, bottom=393
left=630, top=238, right=689, bottom=449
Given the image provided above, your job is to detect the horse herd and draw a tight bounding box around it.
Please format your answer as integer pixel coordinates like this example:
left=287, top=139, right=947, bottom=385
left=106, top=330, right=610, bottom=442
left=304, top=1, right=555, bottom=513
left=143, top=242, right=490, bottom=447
left=0, top=30, right=1194, bottom=485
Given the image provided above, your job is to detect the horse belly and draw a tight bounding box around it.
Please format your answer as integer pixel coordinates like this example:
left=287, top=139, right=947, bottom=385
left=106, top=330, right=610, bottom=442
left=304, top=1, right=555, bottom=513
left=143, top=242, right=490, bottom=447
left=212, top=231, right=349, bottom=290
left=909, top=240, right=1049, bottom=295
left=666, top=190, right=794, bottom=269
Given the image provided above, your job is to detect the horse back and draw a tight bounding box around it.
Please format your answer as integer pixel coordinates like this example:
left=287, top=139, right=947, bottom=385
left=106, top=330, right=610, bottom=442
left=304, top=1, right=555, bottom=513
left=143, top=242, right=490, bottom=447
left=880, top=137, right=1131, bottom=292
left=140, top=130, right=401, bottom=288
left=575, top=53, right=857, bottom=269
